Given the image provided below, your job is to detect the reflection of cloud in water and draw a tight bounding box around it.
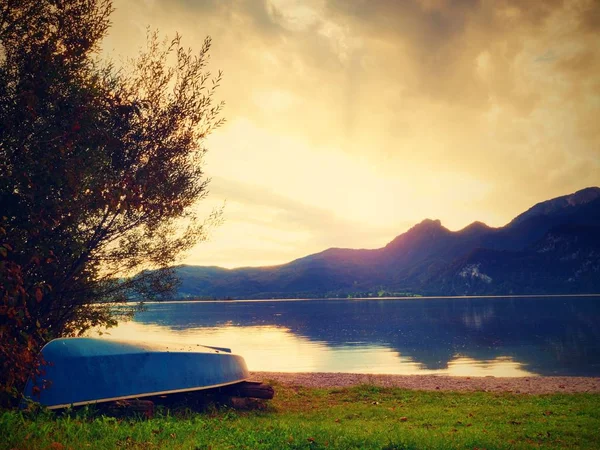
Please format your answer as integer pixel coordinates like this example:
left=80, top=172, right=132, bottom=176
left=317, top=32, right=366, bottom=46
left=445, top=357, right=533, bottom=377
left=95, top=321, right=535, bottom=377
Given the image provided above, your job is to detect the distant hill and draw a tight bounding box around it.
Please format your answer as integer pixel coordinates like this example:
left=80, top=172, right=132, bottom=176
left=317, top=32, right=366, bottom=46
left=173, top=187, right=600, bottom=298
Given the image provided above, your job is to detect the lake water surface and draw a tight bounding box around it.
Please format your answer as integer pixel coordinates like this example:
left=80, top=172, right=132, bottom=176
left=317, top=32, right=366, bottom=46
left=102, top=296, right=600, bottom=377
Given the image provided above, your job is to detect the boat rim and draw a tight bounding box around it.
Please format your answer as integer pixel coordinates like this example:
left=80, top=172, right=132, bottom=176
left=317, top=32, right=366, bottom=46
left=42, top=377, right=250, bottom=409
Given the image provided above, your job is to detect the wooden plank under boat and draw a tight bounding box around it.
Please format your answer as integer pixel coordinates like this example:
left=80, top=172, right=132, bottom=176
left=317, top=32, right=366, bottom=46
left=23, top=337, right=249, bottom=409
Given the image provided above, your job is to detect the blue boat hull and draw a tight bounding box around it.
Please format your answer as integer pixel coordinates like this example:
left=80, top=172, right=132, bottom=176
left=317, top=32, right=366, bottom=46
left=23, top=338, right=249, bottom=409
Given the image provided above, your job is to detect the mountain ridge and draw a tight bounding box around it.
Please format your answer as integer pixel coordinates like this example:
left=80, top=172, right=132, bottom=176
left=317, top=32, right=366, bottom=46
left=172, top=187, right=600, bottom=298
left=509, top=187, right=600, bottom=227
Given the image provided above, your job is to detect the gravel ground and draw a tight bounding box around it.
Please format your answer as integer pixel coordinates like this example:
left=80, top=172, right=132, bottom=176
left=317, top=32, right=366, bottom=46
left=250, top=372, right=600, bottom=394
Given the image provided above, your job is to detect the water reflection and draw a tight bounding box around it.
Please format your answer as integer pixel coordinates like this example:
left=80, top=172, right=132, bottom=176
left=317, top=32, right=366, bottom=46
left=97, top=296, right=600, bottom=377
left=101, top=321, right=535, bottom=377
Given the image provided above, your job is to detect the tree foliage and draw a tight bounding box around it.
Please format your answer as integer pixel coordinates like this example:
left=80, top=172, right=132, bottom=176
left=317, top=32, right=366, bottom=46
left=0, top=0, right=223, bottom=405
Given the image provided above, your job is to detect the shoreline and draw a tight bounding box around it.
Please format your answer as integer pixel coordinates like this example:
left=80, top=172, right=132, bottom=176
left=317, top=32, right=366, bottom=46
left=250, top=371, right=600, bottom=394
left=137, top=294, right=600, bottom=304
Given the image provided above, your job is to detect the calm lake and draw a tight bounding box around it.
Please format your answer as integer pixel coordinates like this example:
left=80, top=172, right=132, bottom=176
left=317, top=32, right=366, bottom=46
left=101, top=296, right=600, bottom=377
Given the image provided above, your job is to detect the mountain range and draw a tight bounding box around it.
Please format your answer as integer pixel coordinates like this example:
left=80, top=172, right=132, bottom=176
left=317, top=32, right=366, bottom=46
left=173, top=187, right=600, bottom=299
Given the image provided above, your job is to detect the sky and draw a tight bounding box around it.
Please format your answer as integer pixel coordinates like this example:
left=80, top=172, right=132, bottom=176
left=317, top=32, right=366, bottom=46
left=103, top=0, right=600, bottom=268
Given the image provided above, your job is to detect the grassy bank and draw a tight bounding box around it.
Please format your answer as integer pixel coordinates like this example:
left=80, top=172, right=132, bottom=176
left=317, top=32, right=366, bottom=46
left=2, top=383, right=600, bottom=449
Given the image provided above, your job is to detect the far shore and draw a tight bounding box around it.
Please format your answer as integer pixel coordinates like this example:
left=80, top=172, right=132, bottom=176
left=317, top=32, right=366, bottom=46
left=134, top=293, right=600, bottom=304
left=251, top=371, right=600, bottom=394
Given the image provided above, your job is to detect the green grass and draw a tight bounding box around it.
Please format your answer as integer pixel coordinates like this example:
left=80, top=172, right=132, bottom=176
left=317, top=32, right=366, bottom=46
left=2, top=383, right=600, bottom=449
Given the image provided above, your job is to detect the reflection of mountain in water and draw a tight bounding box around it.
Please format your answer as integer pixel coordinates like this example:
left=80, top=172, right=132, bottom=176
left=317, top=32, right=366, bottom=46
left=133, top=297, right=600, bottom=376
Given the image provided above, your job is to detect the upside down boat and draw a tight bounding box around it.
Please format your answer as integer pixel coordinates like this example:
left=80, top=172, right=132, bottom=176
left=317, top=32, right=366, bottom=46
left=23, top=337, right=250, bottom=409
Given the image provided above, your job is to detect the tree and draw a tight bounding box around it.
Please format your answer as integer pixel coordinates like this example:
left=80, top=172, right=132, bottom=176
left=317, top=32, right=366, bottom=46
left=0, top=0, right=223, bottom=405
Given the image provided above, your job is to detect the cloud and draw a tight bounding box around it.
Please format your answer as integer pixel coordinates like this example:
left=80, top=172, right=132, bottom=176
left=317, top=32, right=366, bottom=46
left=106, top=0, right=600, bottom=267
left=183, top=174, right=413, bottom=267
left=209, top=176, right=407, bottom=249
